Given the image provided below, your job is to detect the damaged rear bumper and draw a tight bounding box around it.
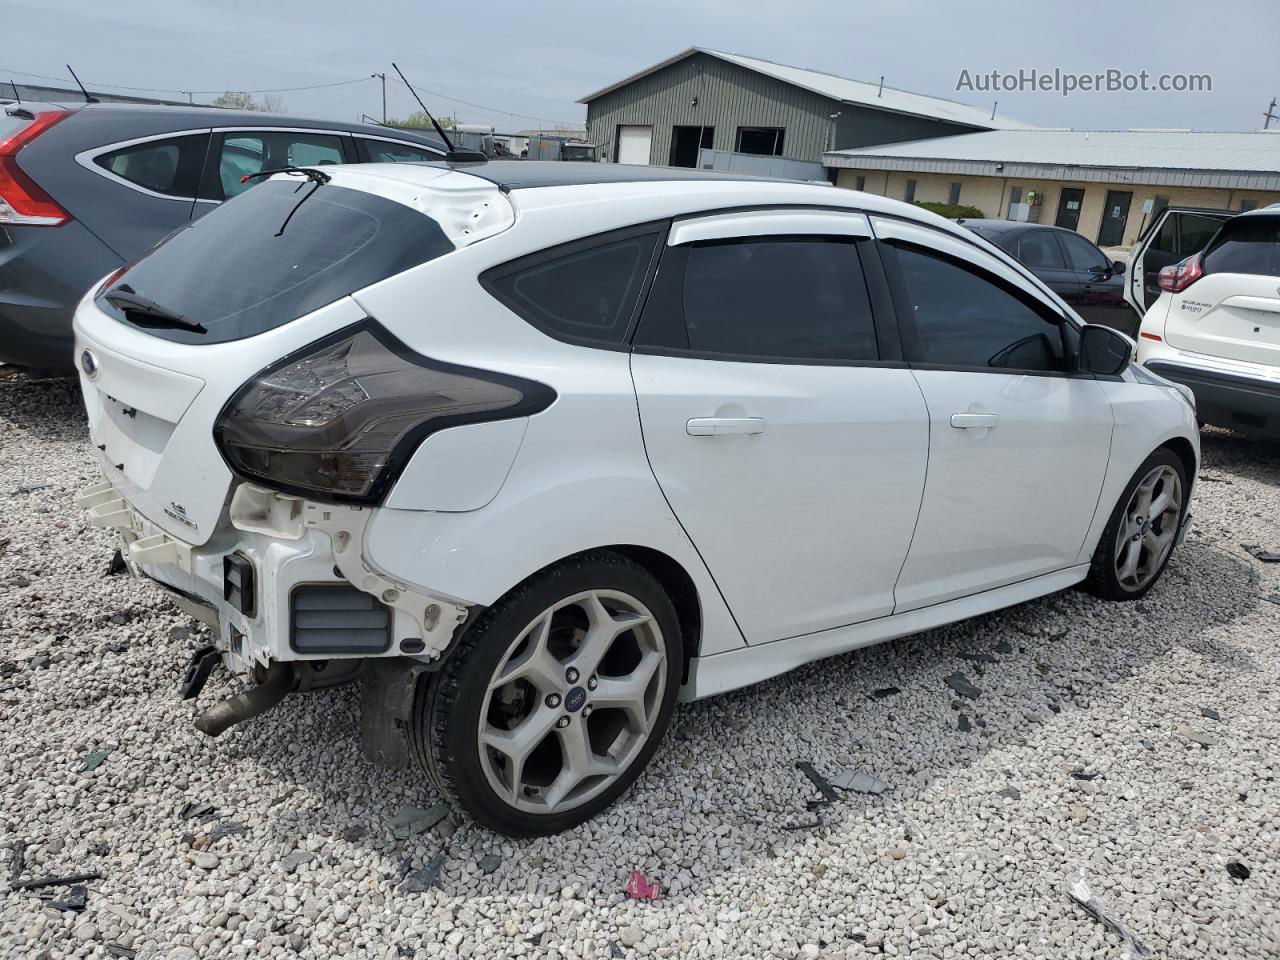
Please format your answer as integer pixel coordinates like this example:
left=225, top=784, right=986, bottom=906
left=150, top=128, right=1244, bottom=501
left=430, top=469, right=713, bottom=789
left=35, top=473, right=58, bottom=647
left=76, top=475, right=473, bottom=677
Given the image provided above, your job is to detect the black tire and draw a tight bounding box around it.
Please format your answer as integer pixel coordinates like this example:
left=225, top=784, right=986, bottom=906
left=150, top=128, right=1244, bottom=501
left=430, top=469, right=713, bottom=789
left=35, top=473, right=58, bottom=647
left=415, top=551, right=682, bottom=836
left=1083, top=446, right=1188, bottom=601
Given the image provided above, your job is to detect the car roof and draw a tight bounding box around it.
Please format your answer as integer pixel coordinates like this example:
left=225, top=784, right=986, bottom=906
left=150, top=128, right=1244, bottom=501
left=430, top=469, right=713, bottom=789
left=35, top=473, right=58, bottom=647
left=6, top=100, right=447, bottom=151
left=427, top=159, right=801, bottom=191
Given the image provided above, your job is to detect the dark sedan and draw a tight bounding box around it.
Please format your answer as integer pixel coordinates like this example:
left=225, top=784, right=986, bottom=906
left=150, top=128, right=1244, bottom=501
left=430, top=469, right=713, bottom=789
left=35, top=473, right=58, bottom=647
left=0, top=101, right=444, bottom=369
left=959, top=219, right=1137, bottom=335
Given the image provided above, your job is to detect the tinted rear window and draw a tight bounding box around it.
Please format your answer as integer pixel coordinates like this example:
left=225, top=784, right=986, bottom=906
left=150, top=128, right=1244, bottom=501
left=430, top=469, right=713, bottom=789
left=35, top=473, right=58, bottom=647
left=1202, top=215, right=1280, bottom=278
left=97, top=179, right=452, bottom=344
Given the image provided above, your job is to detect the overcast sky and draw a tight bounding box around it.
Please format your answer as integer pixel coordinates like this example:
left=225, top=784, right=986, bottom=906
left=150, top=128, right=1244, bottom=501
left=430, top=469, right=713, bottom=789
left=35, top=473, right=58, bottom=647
left=7, top=0, right=1278, bottom=135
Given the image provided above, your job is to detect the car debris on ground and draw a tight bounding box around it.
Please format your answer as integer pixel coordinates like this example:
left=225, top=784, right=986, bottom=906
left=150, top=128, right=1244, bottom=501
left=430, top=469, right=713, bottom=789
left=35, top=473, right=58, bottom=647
left=625, top=870, right=662, bottom=901
left=1066, top=872, right=1153, bottom=959
left=944, top=672, right=982, bottom=700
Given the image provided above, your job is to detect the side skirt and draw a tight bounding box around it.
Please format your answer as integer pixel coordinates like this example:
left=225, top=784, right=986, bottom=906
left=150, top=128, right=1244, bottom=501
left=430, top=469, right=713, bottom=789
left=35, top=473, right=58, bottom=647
left=682, top=564, right=1089, bottom=701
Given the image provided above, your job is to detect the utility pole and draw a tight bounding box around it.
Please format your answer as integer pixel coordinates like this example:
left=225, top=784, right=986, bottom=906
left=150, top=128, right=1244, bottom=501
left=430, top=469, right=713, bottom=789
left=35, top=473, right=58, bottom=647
left=371, top=72, right=386, bottom=124
left=1265, top=97, right=1278, bottom=130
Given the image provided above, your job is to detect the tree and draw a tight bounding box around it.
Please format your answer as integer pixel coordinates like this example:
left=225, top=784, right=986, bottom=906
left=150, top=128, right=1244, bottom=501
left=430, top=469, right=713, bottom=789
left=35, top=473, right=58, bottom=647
left=212, top=91, right=259, bottom=111
left=210, top=91, right=287, bottom=113
left=390, top=111, right=454, bottom=130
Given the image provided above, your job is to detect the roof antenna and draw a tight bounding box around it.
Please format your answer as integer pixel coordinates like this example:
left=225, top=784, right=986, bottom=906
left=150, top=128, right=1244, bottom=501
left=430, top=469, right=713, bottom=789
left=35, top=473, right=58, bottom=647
left=878, top=76, right=884, bottom=98
left=10, top=80, right=21, bottom=104
left=390, top=62, right=486, bottom=162
left=66, top=64, right=99, bottom=104
left=991, top=100, right=998, bottom=120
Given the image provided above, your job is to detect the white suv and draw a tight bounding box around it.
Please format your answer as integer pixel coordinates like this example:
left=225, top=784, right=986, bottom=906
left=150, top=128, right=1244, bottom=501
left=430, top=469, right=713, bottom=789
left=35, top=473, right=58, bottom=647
left=1135, top=206, right=1280, bottom=438
left=73, top=161, right=1198, bottom=835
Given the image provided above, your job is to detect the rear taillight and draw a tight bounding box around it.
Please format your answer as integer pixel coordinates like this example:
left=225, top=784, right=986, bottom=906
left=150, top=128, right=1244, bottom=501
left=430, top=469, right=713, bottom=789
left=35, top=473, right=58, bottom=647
left=214, top=322, right=555, bottom=503
left=1158, top=252, right=1203, bottom=293
left=0, top=110, right=72, bottom=226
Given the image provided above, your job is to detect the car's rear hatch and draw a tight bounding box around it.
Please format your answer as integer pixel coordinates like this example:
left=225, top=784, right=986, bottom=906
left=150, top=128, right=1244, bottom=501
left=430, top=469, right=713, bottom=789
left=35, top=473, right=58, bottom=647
left=1163, top=212, right=1280, bottom=367
left=74, top=164, right=513, bottom=545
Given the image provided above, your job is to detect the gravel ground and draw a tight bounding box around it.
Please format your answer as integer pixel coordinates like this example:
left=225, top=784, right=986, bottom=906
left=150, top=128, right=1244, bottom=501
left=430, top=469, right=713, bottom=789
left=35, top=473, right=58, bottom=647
left=1, top=372, right=1278, bottom=960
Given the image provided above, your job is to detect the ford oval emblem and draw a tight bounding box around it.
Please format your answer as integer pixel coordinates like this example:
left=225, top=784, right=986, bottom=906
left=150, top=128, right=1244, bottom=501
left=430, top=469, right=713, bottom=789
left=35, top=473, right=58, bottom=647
left=80, top=349, right=98, bottom=378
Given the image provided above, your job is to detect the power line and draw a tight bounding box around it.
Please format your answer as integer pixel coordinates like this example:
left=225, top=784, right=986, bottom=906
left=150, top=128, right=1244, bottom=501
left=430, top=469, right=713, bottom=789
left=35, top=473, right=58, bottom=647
left=389, top=74, right=580, bottom=129
left=0, top=65, right=373, bottom=97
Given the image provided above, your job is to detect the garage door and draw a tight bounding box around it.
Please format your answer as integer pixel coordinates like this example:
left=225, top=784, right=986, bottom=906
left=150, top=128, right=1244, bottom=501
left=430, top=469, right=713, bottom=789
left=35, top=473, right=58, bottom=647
left=616, top=125, right=652, bottom=165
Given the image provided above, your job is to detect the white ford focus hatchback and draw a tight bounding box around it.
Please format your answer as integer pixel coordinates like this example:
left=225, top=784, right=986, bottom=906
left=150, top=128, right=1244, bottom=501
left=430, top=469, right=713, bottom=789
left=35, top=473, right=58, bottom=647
left=74, top=161, right=1198, bottom=835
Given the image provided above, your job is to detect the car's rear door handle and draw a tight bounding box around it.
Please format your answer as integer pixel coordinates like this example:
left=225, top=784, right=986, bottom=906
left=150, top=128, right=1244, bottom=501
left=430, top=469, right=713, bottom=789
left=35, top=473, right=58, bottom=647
left=950, top=413, right=999, bottom=429
left=686, top=417, right=767, bottom=436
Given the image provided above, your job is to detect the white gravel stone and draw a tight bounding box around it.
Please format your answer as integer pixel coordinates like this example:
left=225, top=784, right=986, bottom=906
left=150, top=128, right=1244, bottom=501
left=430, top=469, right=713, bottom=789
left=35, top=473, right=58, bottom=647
left=2, top=375, right=1280, bottom=960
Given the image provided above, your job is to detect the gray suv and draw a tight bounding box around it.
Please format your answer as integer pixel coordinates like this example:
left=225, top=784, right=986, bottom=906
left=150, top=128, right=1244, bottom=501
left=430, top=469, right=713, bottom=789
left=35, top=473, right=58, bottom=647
left=0, top=101, right=444, bottom=369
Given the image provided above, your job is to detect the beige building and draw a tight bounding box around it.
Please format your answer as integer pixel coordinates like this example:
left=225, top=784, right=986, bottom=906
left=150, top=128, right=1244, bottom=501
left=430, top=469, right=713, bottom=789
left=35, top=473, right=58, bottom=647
left=825, top=129, right=1280, bottom=250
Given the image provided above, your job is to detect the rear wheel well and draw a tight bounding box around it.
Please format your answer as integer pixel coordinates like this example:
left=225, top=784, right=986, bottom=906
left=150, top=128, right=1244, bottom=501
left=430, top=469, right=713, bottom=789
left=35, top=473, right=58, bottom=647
left=605, top=546, right=702, bottom=684
left=1160, top=436, right=1198, bottom=488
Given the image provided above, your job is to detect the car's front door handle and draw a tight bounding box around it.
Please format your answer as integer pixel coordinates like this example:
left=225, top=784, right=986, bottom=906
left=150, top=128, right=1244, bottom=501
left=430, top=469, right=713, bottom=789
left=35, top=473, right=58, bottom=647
left=686, top=417, right=767, bottom=437
left=950, top=413, right=999, bottom=429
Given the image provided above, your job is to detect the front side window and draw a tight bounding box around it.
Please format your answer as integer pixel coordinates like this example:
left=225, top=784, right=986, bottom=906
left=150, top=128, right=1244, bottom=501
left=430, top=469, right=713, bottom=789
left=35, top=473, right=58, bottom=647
left=482, top=229, right=660, bottom=346
left=217, top=132, right=345, bottom=200
left=1059, top=232, right=1109, bottom=272
left=94, top=134, right=208, bottom=198
left=680, top=237, right=878, bottom=363
left=1202, top=216, right=1280, bottom=277
left=888, top=243, right=1065, bottom=372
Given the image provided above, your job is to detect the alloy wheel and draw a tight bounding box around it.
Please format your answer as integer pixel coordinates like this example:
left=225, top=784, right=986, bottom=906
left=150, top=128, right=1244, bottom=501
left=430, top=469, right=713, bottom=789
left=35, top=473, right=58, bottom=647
left=476, top=589, right=667, bottom=814
left=1114, top=464, right=1183, bottom=592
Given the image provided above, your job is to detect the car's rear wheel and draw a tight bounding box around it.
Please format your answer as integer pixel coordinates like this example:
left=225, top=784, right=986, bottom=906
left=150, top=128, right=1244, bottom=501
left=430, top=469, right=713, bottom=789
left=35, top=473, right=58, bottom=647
left=416, top=552, right=682, bottom=836
left=1084, top=447, right=1188, bottom=600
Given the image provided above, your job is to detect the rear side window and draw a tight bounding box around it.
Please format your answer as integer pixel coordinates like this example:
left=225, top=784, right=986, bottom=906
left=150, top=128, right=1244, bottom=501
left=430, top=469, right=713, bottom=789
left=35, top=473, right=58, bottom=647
left=1016, top=232, right=1066, bottom=269
left=215, top=132, right=346, bottom=200
left=359, top=138, right=439, bottom=163
left=97, top=179, right=453, bottom=344
left=1202, top=216, right=1280, bottom=278
left=680, top=238, right=878, bottom=362
left=94, top=134, right=208, bottom=198
left=886, top=243, right=1066, bottom=372
left=481, top=227, right=661, bottom=347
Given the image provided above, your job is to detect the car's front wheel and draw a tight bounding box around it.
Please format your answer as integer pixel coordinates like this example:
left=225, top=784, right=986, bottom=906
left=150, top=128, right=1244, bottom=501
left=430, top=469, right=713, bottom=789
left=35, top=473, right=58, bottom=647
left=1083, top=447, right=1188, bottom=600
left=416, top=552, right=682, bottom=836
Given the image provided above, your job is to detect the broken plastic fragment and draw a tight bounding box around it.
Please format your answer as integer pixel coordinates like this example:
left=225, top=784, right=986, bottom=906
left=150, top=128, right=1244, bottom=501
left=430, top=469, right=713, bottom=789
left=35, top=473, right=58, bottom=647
left=11, top=871, right=101, bottom=892
left=1242, top=544, right=1280, bottom=563
left=957, top=714, right=972, bottom=733
left=1067, top=872, right=1152, bottom=959
left=81, top=750, right=110, bottom=772
left=870, top=686, right=900, bottom=699
left=795, top=762, right=840, bottom=805
left=8, top=840, right=26, bottom=883
left=179, top=801, right=217, bottom=821
left=625, top=870, right=662, bottom=900
left=1200, top=707, right=1220, bottom=721
left=944, top=672, right=982, bottom=700
left=389, top=803, right=450, bottom=839
left=996, top=786, right=1021, bottom=800
left=831, top=769, right=889, bottom=794
left=106, top=945, right=137, bottom=959
left=400, top=850, right=446, bottom=893
left=43, top=884, right=88, bottom=913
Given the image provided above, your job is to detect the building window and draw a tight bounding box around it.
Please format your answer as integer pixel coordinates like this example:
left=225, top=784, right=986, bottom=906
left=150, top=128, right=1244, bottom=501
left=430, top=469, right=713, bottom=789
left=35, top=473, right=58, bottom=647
left=1152, top=196, right=1169, bottom=216
left=904, top=179, right=917, bottom=203
left=1241, top=198, right=1258, bottom=212
left=735, top=126, right=785, bottom=156
left=948, top=182, right=962, bottom=205
left=855, top=175, right=866, bottom=191
left=669, top=126, right=713, bottom=168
